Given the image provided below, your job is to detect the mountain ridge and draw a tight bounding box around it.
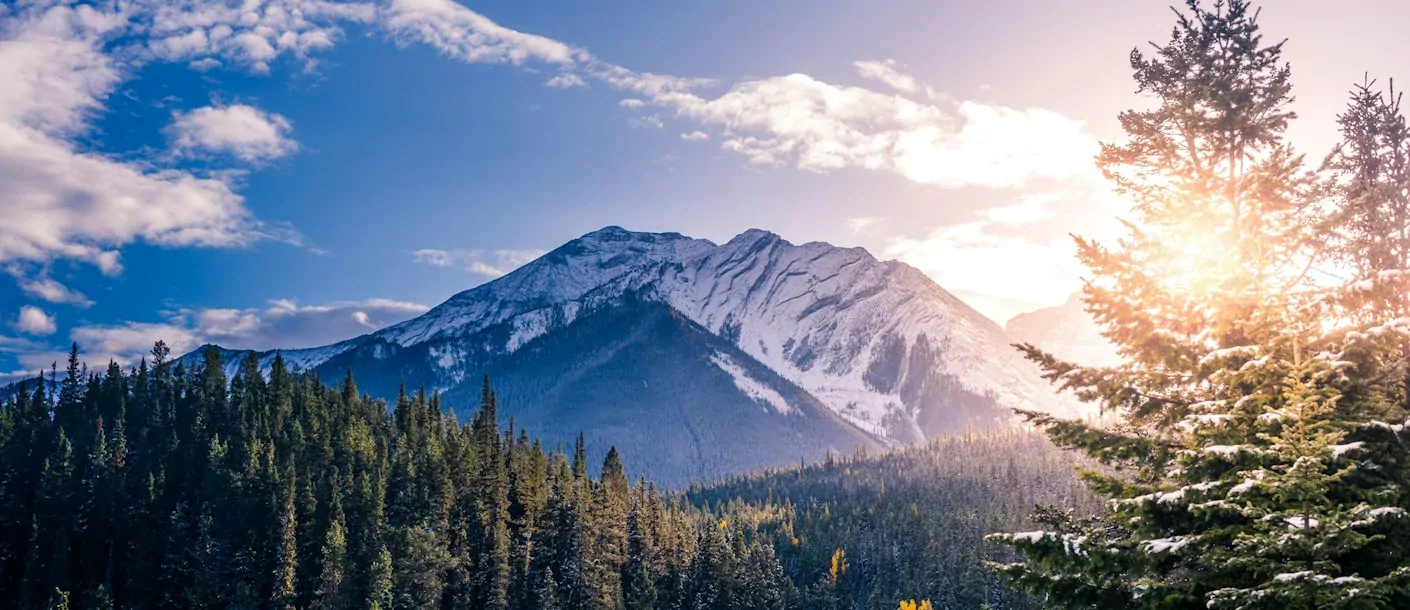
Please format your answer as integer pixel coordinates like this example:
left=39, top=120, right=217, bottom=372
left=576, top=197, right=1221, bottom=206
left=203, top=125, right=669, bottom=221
left=182, top=226, right=1078, bottom=480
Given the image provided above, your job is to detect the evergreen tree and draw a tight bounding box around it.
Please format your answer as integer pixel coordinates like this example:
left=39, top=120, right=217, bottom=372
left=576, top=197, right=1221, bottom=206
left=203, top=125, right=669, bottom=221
left=312, top=478, right=349, bottom=610
left=272, top=472, right=300, bottom=610
left=367, top=544, right=393, bottom=610
left=0, top=339, right=1090, bottom=610
left=992, top=1, right=1410, bottom=609
left=535, top=566, right=562, bottom=610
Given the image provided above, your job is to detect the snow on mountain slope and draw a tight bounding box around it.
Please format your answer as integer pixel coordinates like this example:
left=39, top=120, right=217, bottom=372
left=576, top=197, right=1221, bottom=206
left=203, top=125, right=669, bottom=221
left=199, top=226, right=1079, bottom=441
left=710, top=352, right=794, bottom=415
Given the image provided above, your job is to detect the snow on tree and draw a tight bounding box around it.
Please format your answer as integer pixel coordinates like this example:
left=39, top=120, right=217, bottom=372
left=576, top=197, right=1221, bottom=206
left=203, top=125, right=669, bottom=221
left=991, top=1, right=1410, bottom=608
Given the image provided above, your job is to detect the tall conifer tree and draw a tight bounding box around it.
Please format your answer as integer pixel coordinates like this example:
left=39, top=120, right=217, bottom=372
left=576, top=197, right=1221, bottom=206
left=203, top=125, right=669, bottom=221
left=993, top=2, right=1410, bottom=608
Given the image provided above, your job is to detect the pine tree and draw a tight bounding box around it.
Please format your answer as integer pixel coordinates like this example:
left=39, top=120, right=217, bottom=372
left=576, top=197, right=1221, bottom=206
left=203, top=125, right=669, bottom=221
left=535, top=566, right=562, bottom=610
left=273, top=473, right=301, bottom=608
left=367, top=544, right=393, bottom=610
left=312, top=474, right=348, bottom=610
left=622, top=499, right=657, bottom=610
left=623, top=562, right=657, bottom=610
left=25, top=430, right=74, bottom=608
left=390, top=523, right=449, bottom=610
left=992, top=1, right=1410, bottom=609
left=475, top=376, right=512, bottom=610
left=1321, top=76, right=1410, bottom=293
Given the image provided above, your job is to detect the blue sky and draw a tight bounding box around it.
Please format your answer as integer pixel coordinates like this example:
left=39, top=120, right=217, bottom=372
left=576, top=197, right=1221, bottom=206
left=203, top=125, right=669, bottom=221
left=0, top=0, right=1406, bottom=377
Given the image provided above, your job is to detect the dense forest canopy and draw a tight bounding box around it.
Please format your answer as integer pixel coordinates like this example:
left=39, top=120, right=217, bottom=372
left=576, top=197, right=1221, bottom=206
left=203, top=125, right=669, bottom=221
left=0, top=342, right=1090, bottom=610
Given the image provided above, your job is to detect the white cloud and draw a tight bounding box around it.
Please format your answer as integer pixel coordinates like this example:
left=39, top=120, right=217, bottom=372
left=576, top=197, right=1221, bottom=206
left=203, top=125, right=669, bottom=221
left=0, top=3, right=296, bottom=288
left=0, top=0, right=605, bottom=300
left=413, top=248, right=545, bottom=277
left=3, top=298, right=431, bottom=374
left=882, top=188, right=1126, bottom=323
left=371, top=3, right=1101, bottom=191
left=628, top=114, right=664, bottom=130
left=853, top=59, right=920, bottom=94
left=886, top=222, right=1084, bottom=323
left=138, top=0, right=377, bottom=72
left=1, top=0, right=1113, bottom=329
left=189, top=57, right=221, bottom=71
left=167, top=104, right=299, bottom=163
left=6, top=267, right=95, bottom=307
left=382, top=0, right=584, bottom=65
left=845, top=217, right=882, bottom=233
left=546, top=72, right=585, bottom=88
left=680, top=130, right=709, bottom=142
left=602, top=71, right=1099, bottom=189
left=590, top=63, right=713, bottom=101
left=15, top=306, right=56, bottom=336
left=187, top=298, right=430, bottom=350
left=70, top=322, right=203, bottom=367
left=369, top=2, right=1102, bottom=192
left=890, top=102, right=1098, bottom=187
left=986, top=193, right=1058, bottom=225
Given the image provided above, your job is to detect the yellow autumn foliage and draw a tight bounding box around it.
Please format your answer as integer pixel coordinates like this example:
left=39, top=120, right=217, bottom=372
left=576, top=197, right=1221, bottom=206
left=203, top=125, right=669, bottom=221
left=828, top=548, right=846, bottom=583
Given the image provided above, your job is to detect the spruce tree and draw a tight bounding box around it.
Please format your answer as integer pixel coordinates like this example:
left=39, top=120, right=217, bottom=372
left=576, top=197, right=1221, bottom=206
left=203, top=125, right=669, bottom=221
left=273, top=476, right=301, bottom=608
left=535, top=566, right=562, bottom=610
left=992, top=1, right=1410, bottom=608
left=312, top=475, right=348, bottom=610
left=367, top=544, right=393, bottom=610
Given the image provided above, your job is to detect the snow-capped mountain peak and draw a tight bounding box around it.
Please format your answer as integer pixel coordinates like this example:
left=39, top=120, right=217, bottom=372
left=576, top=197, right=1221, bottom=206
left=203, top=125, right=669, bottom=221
left=207, top=226, right=1076, bottom=444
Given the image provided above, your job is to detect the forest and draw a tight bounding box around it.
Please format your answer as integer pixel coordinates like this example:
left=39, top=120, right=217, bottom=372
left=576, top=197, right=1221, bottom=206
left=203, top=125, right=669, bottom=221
left=0, top=344, right=1089, bottom=610
left=10, top=0, right=1410, bottom=608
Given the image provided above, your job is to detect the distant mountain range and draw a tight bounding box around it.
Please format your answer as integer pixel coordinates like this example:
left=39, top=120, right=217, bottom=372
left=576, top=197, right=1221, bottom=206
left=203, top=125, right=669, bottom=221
left=182, top=226, right=1084, bottom=484
left=1005, top=292, right=1121, bottom=367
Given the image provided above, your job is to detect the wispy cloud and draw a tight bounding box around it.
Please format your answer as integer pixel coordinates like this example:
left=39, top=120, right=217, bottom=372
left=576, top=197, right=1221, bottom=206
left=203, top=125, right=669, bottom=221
left=546, top=72, right=586, bottom=89
left=367, top=0, right=1100, bottom=192
left=413, top=248, right=546, bottom=277
left=627, top=114, right=665, bottom=130
left=886, top=222, right=1083, bottom=323
left=883, top=189, right=1125, bottom=322
left=1, top=0, right=1110, bottom=321
left=845, top=217, right=883, bottom=233
left=382, top=0, right=583, bottom=65
left=5, top=266, right=96, bottom=307
left=853, top=59, right=927, bottom=96
left=603, top=69, right=1097, bottom=188
left=0, top=297, right=431, bottom=378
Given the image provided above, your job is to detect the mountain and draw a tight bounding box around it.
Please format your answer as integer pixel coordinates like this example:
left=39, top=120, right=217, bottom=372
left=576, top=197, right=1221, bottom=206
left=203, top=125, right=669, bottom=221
left=185, top=226, right=1076, bottom=483
left=1005, top=292, right=1121, bottom=367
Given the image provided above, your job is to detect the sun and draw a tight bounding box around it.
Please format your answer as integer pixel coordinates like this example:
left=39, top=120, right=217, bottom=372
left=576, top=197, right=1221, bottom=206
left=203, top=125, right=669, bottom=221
left=1153, top=228, right=1236, bottom=297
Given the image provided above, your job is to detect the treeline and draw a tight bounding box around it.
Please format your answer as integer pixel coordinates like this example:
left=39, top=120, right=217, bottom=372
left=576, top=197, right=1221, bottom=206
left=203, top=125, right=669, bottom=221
left=0, top=339, right=1106, bottom=610
left=691, top=433, right=1098, bottom=610
left=0, top=344, right=814, bottom=610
